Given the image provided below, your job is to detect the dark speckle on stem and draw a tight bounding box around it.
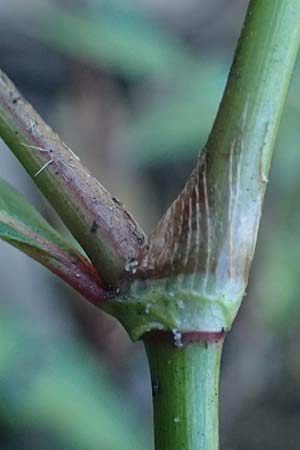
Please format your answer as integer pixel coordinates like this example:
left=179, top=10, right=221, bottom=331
left=112, top=196, right=122, bottom=206
left=12, top=96, right=21, bottom=104
left=90, top=220, right=100, bottom=233
left=136, top=234, right=145, bottom=245
left=151, top=378, right=159, bottom=398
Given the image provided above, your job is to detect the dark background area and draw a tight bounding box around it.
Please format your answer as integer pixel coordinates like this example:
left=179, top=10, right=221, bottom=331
left=1, top=1, right=300, bottom=449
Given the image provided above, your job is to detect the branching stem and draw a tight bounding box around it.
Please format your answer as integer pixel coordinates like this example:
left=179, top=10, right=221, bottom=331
left=0, top=70, right=145, bottom=284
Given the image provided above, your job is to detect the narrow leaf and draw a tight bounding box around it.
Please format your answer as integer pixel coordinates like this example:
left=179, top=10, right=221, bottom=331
left=0, top=177, right=108, bottom=304
left=22, top=4, right=192, bottom=79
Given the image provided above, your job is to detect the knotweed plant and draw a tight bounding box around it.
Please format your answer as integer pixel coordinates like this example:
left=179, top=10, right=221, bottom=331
left=1, top=1, right=300, bottom=449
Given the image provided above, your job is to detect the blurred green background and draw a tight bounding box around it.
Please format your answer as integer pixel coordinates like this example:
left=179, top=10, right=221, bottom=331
left=0, top=0, right=300, bottom=449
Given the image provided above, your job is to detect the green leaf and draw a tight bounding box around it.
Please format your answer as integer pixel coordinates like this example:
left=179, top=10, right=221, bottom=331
left=0, top=178, right=105, bottom=303
left=21, top=4, right=192, bottom=79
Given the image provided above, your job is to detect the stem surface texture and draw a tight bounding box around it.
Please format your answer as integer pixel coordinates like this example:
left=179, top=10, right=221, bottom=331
left=144, top=333, right=223, bottom=450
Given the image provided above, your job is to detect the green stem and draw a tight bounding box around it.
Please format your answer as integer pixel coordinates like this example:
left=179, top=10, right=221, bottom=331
left=126, top=0, right=300, bottom=341
left=201, top=0, right=300, bottom=292
left=144, top=333, right=224, bottom=450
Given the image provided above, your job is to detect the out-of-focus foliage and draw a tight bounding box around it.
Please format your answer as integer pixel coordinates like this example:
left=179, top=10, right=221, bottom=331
left=126, top=64, right=226, bottom=166
left=25, top=2, right=192, bottom=79
left=0, top=306, right=149, bottom=450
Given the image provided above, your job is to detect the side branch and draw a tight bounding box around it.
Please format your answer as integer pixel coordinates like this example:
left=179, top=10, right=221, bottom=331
left=65, top=0, right=300, bottom=342
left=0, top=69, right=146, bottom=284
left=139, top=0, right=300, bottom=299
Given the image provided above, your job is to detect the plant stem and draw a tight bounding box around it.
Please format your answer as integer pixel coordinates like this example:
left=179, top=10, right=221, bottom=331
left=202, top=0, right=300, bottom=289
left=141, top=3, right=300, bottom=450
left=144, top=333, right=224, bottom=450
left=0, top=70, right=145, bottom=284
left=132, top=0, right=300, bottom=340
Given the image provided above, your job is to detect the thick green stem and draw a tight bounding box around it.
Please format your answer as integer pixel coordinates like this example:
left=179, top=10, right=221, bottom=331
left=115, top=0, right=300, bottom=342
left=138, top=3, right=300, bottom=449
left=201, top=0, right=300, bottom=292
left=144, top=333, right=223, bottom=450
